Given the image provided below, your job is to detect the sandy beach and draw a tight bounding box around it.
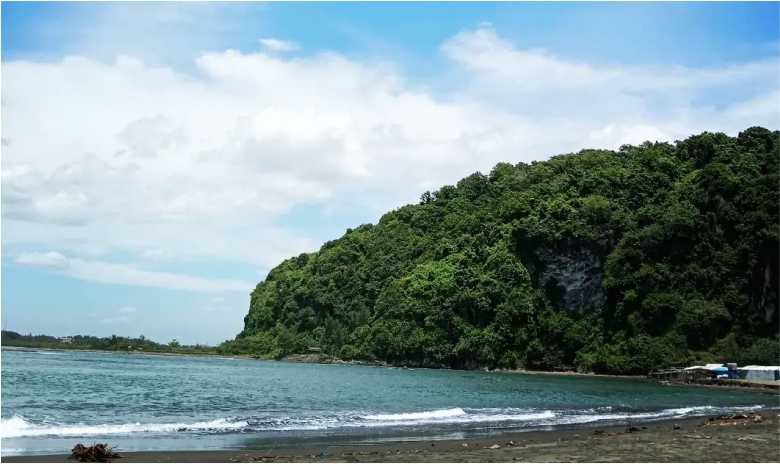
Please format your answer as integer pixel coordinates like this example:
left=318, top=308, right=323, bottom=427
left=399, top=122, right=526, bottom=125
left=6, top=411, right=779, bottom=463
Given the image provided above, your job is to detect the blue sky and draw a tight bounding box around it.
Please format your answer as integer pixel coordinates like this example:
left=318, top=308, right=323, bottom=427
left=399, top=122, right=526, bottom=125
left=2, top=2, right=779, bottom=345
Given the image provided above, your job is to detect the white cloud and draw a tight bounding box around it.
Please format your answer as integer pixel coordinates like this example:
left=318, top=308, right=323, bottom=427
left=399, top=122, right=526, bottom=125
left=441, top=25, right=780, bottom=142
left=15, top=251, right=69, bottom=270
left=258, top=38, right=299, bottom=53
left=14, top=251, right=252, bottom=293
left=117, top=306, right=137, bottom=314
left=2, top=25, right=777, bottom=294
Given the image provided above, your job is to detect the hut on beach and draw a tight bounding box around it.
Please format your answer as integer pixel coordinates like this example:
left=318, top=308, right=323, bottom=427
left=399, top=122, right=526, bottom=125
left=737, top=366, right=780, bottom=381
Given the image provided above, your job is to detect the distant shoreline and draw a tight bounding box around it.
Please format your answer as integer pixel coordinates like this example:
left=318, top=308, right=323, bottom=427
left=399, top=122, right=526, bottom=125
left=0, top=345, right=251, bottom=361
left=5, top=411, right=779, bottom=463
left=4, top=345, right=778, bottom=394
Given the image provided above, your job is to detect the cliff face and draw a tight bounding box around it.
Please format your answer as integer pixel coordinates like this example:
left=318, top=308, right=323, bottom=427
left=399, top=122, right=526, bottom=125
left=524, top=240, right=606, bottom=313
left=229, top=128, right=780, bottom=374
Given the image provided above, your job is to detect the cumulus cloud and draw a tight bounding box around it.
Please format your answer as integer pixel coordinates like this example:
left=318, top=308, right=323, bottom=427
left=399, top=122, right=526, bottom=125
left=258, top=38, right=299, bottom=53
left=3, top=25, right=777, bottom=294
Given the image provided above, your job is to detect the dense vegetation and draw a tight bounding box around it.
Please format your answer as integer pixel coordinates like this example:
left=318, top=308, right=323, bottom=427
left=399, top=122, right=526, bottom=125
left=1, top=330, right=218, bottom=355
left=226, top=128, right=780, bottom=374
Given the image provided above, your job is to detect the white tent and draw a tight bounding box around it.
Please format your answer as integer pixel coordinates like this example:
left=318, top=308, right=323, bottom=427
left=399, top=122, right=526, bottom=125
left=738, top=365, right=780, bottom=381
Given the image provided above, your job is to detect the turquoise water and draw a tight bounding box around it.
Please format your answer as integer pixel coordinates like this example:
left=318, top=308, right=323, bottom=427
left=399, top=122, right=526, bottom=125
left=1, top=347, right=777, bottom=456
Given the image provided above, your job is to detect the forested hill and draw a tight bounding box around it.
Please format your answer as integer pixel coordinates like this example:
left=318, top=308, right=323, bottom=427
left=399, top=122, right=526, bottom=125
left=224, top=127, right=780, bottom=374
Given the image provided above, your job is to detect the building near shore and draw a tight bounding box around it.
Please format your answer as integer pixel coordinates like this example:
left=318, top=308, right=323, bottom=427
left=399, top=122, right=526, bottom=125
left=651, top=363, right=780, bottom=385
left=737, top=365, right=780, bottom=381
left=684, top=363, right=730, bottom=378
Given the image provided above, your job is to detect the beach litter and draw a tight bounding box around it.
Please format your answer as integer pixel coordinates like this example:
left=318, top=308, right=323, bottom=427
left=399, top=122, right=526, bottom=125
left=737, top=436, right=768, bottom=442
left=704, top=412, right=764, bottom=427
left=70, top=443, right=121, bottom=462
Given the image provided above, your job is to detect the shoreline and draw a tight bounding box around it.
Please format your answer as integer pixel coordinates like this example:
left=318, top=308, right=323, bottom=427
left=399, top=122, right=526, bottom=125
left=5, top=411, right=779, bottom=462
left=0, top=345, right=253, bottom=361
left=4, top=345, right=778, bottom=395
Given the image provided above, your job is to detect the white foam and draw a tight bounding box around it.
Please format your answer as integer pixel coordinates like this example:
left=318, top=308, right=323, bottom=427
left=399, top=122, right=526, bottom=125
left=0, top=416, right=248, bottom=439
left=364, top=408, right=467, bottom=421
left=556, top=405, right=764, bottom=426
left=356, top=408, right=556, bottom=428
left=2, top=404, right=767, bottom=438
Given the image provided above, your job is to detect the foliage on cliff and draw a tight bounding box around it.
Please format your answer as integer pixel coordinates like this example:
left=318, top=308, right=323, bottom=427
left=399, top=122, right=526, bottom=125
left=224, top=127, right=780, bottom=374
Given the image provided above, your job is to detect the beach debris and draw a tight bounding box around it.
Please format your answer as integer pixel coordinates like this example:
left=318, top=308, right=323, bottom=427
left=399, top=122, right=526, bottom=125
left=737, top=436, right=768, bottom=442
left=683, top=434, right=712, bottom=440
left=673, top=424, right=681, bottom=430
left=627, top=426, right=641, bottom=433
left=593, top=429, right=605, bottom=435
left=705, top=412, right=764, bottom=427
left=506, top=440, right=516, bottom=447
left=462, top=443, right=469, bottom=448
left=489, top=444, right=502, bottom=449
left=70, top=443, right=121, bottom=462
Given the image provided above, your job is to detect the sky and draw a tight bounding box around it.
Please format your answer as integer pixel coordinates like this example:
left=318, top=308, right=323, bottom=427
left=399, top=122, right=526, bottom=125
left=2, top=2, right=779, bottom=345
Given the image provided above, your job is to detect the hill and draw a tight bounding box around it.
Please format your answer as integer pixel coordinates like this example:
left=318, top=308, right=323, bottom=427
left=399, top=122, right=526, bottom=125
left=222, top=127, right=779, bottom=374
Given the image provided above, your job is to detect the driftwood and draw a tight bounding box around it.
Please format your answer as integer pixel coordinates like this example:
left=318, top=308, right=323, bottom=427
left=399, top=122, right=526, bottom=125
left=70, top=443, right=121, bottom=462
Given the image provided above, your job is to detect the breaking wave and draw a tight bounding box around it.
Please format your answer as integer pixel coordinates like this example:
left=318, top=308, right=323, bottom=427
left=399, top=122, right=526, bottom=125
left=364, top=408, right=467, bottom=421
left=1, top=404, right=766, bottom=439
left=1, top=416, right=248, bottom=439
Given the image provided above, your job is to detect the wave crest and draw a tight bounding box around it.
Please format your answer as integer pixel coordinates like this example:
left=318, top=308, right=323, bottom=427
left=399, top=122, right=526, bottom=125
left=364, top=408, right=466, bottom=421
left=0, top=416, right=248, bottom=439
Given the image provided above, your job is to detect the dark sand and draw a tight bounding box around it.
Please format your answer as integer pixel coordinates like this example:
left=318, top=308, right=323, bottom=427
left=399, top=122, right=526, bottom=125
left=6, top=411, right=780, bottom=463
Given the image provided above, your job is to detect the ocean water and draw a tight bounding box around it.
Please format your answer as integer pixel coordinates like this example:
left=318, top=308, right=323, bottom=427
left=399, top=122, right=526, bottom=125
left=1, top=347, right=777, bottom=456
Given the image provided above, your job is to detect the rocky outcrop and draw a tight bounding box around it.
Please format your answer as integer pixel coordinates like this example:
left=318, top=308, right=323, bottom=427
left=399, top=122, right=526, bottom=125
left=531, top=242, right=606, bottom=313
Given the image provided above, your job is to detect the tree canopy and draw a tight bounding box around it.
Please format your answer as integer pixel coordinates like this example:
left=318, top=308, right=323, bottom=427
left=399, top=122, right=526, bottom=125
left=224, top=127, right=780, bottom=374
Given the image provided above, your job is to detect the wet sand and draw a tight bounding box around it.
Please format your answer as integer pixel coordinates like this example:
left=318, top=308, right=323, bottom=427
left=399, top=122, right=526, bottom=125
left=6, top=411, right=780, bottom=463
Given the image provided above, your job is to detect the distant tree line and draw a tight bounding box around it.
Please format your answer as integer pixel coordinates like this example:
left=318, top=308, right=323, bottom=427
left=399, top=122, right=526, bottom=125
left=1, top=330, right=217, bottom=355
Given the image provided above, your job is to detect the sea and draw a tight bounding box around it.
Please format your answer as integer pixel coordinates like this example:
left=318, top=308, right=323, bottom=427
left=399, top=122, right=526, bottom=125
left=2, top=346, right=777, bottom=456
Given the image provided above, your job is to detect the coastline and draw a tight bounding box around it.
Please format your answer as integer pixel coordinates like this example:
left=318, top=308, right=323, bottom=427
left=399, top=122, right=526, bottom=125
left=6, top=411, right=779, bottom=463
left=4, top=345, right=778, bottom=395
left=0, top=345, right=253, bottom=361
